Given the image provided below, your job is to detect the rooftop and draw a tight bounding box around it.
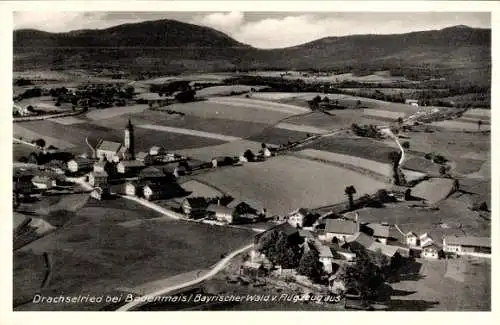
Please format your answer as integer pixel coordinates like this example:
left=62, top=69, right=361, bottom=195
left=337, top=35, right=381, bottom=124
left=97, top=140, right=122, bottom=153
left=325, top=218, right=358, bottom=235
left=207, top=204, right=234, bottom=215
left=139, top=166, right=165, bottom=178
left=364, top=223, right=391, bottom=238
left=119, top=160, right=145, bottom=168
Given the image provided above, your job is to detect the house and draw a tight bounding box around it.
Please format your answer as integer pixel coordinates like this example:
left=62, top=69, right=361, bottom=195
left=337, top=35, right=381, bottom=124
left=327, top=243, right=357, bottom=262
left=96, top=140, right=122, bottom=161
left=298, top=229, right=315, bottom=241
left=419, top=233, right=433, bottom=247
left=67, top=157, right=94, bottom=173
left=405, top=232, right=419, bottom=247
left=90, top=186, right=110, bottom=200
left=88, top=171, right=109, bottom=187
left=288, top=208, right=309, bottom=228
left=240, top=261, right=266, bottom=277
left=182, top=197, right=209, bottom=218
left=117, top=160, right=145, bottom=174
left=207, top=204, right=240, bottom=224
left=93, top=160, right=110, bottom=173
left=143, top=183, right=176, bottom=201
left=32, top=176, right=56, bottom=189
left=123, top=181, right=140, bottom=196
left=149, top=146, right=166, bottom=156
left=362, top=223, right=391, bottom=244
left=443, top=236, right=491, bottom=256
left=346, top=232, right=400, bottom=258
left=314, top=242, right=334, bottom=274
left=422, top=243, right=441, bottom=259
left=322, top=218, right=359, bottom=242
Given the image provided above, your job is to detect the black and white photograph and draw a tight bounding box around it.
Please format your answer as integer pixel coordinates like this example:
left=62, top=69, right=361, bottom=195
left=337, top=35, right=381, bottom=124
left=7, top=2, right=495, bottom=314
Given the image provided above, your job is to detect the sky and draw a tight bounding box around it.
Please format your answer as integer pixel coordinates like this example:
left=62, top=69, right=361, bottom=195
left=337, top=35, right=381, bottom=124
left=13, top=11, right=491, bottom=48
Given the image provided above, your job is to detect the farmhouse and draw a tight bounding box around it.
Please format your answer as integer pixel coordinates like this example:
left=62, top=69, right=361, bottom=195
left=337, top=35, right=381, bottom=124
left=182, top=197, right=209, bottom=218
left=88, top=171, right=109, bottom=187
left=67, top=157, right=94, bottom=173
left=405, top=99, right=419, bottom=107
left=143, top=183, right=177, bottom=201
left=96, top=140, right=122, bottom=162
left=117, top=160, right=145, bottom=174
left=123, top=181, right=140, bottom=196
left=405, top=232, right=419, bottom=247
left=287, top=208, right=309, bottom=228
left=443, top=236, right=491, bottom=257
left=346, top=232, right=400, bottom=258
left=207, top=204, right=240, bottom=224
left=32, top=176, right=56, bottom=189
left=321, top=218, right=359, bottom=242
left=419, top=233, right=434, bottom=247
left=361, top=223, right=391, bottom=244
left=422, top=243, right=441, bottom=259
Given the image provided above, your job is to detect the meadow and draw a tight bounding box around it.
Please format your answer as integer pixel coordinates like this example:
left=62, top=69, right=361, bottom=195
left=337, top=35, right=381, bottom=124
left=196, top=155, right=388, bottom=216
left=16, top=198, right=255, bottom=311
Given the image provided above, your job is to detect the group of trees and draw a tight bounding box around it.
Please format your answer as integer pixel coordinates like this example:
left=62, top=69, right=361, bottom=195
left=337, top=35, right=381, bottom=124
left=350, top=123, right=383, bottom=139
left=257, top=230, right=303, bottom=270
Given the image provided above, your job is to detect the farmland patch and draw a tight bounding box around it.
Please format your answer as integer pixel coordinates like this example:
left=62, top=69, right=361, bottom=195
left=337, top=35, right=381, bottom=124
left=463, top=108, right=490, bottom=119
left=14, top=123, right=76, bottom=149
left=196, top=85, right=266, bottom=97
left=180, top=180, right=223, bottom=198
left=274, top=122, right=329, bottom=134
left=51, top=116, right=86, bottom=125
left=363, top=108, right=407, bottom=120
left=168, top=101, right=290, bottom=124
left=176, top=140, right=266, bottom=161
left=432, top=120, right=491, bottom=131
left=86, top=104, right=148, bottom=120
left=207, top=97, right=309, bottom=115
left=196, top=155, right=388, bottom=216
left=137, top=124, right=242, bottom=142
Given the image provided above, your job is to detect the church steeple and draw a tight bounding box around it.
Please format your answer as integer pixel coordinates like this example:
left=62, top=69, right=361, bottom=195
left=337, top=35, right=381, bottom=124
left=124, top=117, right=135, bottom=160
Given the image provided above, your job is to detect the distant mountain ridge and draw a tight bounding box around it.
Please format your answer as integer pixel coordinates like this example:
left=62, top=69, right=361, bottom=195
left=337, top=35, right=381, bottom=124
left=13, top=20, right=491, bottom=85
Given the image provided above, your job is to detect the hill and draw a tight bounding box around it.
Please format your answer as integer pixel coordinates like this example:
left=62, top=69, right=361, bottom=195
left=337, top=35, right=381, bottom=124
left=13, top=21, right=491, bottom=85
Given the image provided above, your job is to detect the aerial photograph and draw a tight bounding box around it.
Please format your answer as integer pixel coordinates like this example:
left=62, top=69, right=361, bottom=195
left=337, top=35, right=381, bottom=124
left=12, top=10, right=491, bottom=311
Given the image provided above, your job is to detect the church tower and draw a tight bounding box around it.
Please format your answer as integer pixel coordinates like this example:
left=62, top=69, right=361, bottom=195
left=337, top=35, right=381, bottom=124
left=124, top=118, right=135, bottom=160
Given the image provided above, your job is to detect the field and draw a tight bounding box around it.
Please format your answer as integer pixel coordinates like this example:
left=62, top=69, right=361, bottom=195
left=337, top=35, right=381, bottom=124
left=13, top=251, right=47, bottom=307
left=363, top=108, right=407, bottom=120
left=51, top=116, right=86, bottom=125
left=95, top=111, right=270, bottom=139
left=17, top=96, right=73, bottom=113
left=273, top=122, right=329, bottom=134
left=196, top=85, right=267, bottom=97
left=196, top=155, right=388, bottom=216
left=14, top=123, right=77, bottom=149
left=180, top=180, right=224, bottom=198
left=463, top=108, right=490, bottom=119
left=432, top=119, right=491, bottom=131
left=411, top=178, right=456, bottom=204
left=137, top=124, right=243, bottom=142
left=13, top=142, right=39, bottom=161
left=15, top=198, right=255, bottom=311
left=85, top=104, right=148, bottom=120
left=176, top=140, right=266, bottom=161
left=303, top=136, right=398, bottom=164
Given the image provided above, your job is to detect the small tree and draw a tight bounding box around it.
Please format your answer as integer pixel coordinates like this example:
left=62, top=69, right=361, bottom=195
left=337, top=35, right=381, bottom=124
left=35, top=138, right=46, bottom=148
left=345, top=185, right=357, bottom=210
left=297, top=249, right=323, bottom=281
left=402, top=141, right=410, bottom=149
left=397, top=117, right=404, bottom=125
left=477, top=120, right=483, bottom=130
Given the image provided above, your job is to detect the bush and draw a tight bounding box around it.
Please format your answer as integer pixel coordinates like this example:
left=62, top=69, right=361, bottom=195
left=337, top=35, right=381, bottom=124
left=471, top=201, right=488, bottom=212
left=402, top=141, right=410, bottom=149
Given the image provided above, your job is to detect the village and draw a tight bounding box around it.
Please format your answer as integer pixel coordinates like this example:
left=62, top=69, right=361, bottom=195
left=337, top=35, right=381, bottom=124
left=13, top=106, right=491, bottom=310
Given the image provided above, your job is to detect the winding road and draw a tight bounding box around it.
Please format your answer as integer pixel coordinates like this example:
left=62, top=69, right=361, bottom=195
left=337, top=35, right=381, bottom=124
left=116, top=242, right=253, bottom=311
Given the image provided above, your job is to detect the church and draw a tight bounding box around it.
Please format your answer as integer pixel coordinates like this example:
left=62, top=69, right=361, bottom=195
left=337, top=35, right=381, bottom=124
left=93, top=118, right=136, bottom=162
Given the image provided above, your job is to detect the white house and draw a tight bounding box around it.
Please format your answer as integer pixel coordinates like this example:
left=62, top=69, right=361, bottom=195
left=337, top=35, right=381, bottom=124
left=90, top=186, right=110, bottom=200
left=443, top=236, right=491, bottom=257
left=288, top=208, right=309, bottom=228
left=88, top=171, right=108, bottom=187
left=323, top=218, right=359, bottom=242
left=96, top=140, right=122, bottom=162
left=422, top=243, right=440, bottom=259
left=93, top=160, right=107, bottom=173
left=405, top=99, right=419, bottom=106
left=124, top=181, right=139, bottom=196
left=207, top=204, right=240, bottom=224
left=419, top=233, right=433, bottom=247
left=67, top=157, right=94, bottom=173
left=406, top=232, right=419, bottom=247
left=317, top=244, right=334, bottom=274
